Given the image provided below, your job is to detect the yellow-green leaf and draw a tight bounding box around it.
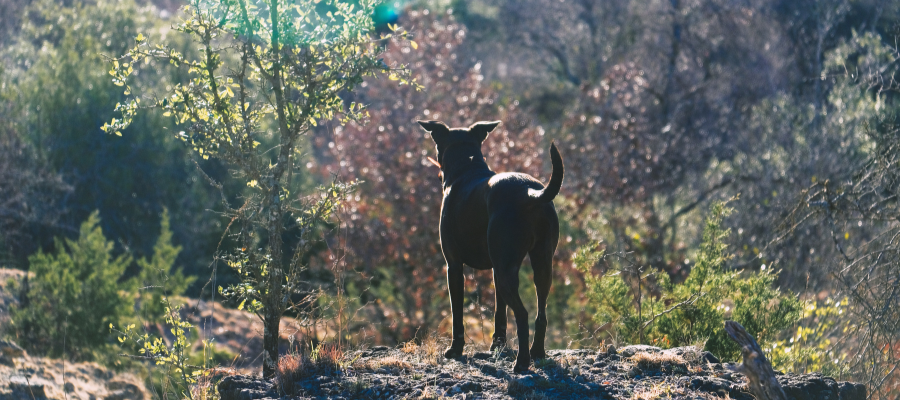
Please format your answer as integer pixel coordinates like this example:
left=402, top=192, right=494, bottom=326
left=410, top=40, right=418, bottom=50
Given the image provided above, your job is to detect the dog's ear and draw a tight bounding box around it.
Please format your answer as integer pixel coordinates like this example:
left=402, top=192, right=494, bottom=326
left=468, top=121, right=501, bottom=142
left=418, top=120, right=450, bottom=143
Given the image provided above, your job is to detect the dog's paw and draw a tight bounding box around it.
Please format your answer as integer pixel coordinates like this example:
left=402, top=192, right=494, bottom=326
left=443, top=346, right=464, bottom=359
left=529, top=347, right=547, bottom=359
left=512, top=360, right=531, bottom=373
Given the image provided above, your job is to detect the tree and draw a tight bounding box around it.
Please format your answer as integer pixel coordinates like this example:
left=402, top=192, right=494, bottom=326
left=8, top=211, right=133, bottom=360
left=104, top=0, right=409, bottom=378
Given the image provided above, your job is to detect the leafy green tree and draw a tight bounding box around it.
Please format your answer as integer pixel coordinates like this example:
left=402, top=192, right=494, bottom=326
left=105, top=0, right=411, bottom=377
left=8, top=211, right=133, bottom=360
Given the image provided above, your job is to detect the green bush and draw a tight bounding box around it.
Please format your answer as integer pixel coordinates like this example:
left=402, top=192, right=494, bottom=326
left=577, top=201, right=804, bottom=361
left=133, top=208, right=196, bottom=326
left=8, top=211, right=134, bottom=360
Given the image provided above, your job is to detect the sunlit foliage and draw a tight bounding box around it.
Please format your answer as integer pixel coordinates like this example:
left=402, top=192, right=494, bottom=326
left=104, top=0, right=407, bottom=377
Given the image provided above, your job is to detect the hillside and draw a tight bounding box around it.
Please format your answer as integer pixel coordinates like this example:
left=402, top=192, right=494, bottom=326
left=0, top=268, right=305, bottom=399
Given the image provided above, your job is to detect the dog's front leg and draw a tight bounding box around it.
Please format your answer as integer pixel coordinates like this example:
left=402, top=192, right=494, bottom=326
left=444, top=261, right=466, bottom=358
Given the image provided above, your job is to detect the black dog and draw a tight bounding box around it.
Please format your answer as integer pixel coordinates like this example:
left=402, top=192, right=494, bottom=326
left=417, top=120, right=563, bottom=372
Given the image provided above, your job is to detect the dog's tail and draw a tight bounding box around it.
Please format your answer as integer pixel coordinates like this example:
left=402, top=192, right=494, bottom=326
left=528, top=142, right=564, bottom=204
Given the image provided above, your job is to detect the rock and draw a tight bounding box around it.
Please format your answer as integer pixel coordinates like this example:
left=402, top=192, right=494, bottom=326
left=479, top=363, right=497, bottom=376
left=690, top=376, right=752, bottom=400
left=779, top=373, right=866, bottom=400
left=449, top=381, right=482, bottom=394
left=606, top=344, right=617, bottom=355
left=0, top=340, right=25, bottom=359
left=217, top=375, right=275, bottom=400
left=9, top=376, right=47, bottom=398
left=105, top=388, right=143, bottom=400
left=618, top=345, right=661, bottom=357
left=512, top=375, right=535, bottom=388
left=626, top=366, right=640, bottom=378
left=64, top=382, right=75, bottom=392
left=701, top=351, right=720, bottom=364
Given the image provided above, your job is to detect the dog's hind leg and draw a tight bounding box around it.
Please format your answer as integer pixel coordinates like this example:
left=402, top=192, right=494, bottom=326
left=494, top=264, right=531, bottom=372
left=444, top=261, right=466, bottom=359
left=490, top=270, right=508, bottom=352
left=489, top=225, right=532, bottom=372
left=529, top=244, right=555, bottom=360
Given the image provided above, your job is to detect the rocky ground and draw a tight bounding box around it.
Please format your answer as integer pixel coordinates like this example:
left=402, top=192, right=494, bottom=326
left=0, top=268, right=869, bottom=400
left=0, top=341, right=146, bottom=400
left=217, top=343, right=867, bottom=400
left=0, top=268, right=300, bottom=399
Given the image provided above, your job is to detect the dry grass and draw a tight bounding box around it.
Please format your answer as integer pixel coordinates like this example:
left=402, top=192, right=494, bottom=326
left=417, top=385, right=450, bottom=400
left=276, top=343, right=344, bottom=396
left=631, top=383, right=676, bottom=400
left=406, top=332, right=447, bottom=365
left=191, top=367, right=238, bottom=400
left=401, top=339, right=419, bottom=354
left=631, top=382, right=688, bottom=400
left=630, top=382, right=731, bottom=400
left=353, top=355, right=414, bottom=372
left=629, top=351, right=687, bottom=370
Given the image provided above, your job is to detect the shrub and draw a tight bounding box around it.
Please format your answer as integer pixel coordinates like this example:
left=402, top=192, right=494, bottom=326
left=578, top=201, right=804, bottom=361
left=133, top=208, right=196, bottom=326
left=769, top=296, right=851, bottom=378
left=115, top=301, right=217, bottom=400
left=7, top=211, right=133, bottom=359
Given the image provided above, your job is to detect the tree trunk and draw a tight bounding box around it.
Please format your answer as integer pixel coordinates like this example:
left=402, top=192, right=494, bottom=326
left=262, top=309, right=282, bottom=379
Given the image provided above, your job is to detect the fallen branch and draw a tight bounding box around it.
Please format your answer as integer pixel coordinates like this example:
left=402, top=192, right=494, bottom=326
left=724, top=320, right=787, bottom=400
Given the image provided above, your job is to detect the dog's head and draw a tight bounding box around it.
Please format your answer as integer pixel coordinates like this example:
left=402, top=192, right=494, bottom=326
left=417, top=120, right=500, bottom=169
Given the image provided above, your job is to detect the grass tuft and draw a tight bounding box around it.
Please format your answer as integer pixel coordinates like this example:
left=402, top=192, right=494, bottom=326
left=629, top=351, right=687, bottom=371
left=276, top=342, right=344, bottom=396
